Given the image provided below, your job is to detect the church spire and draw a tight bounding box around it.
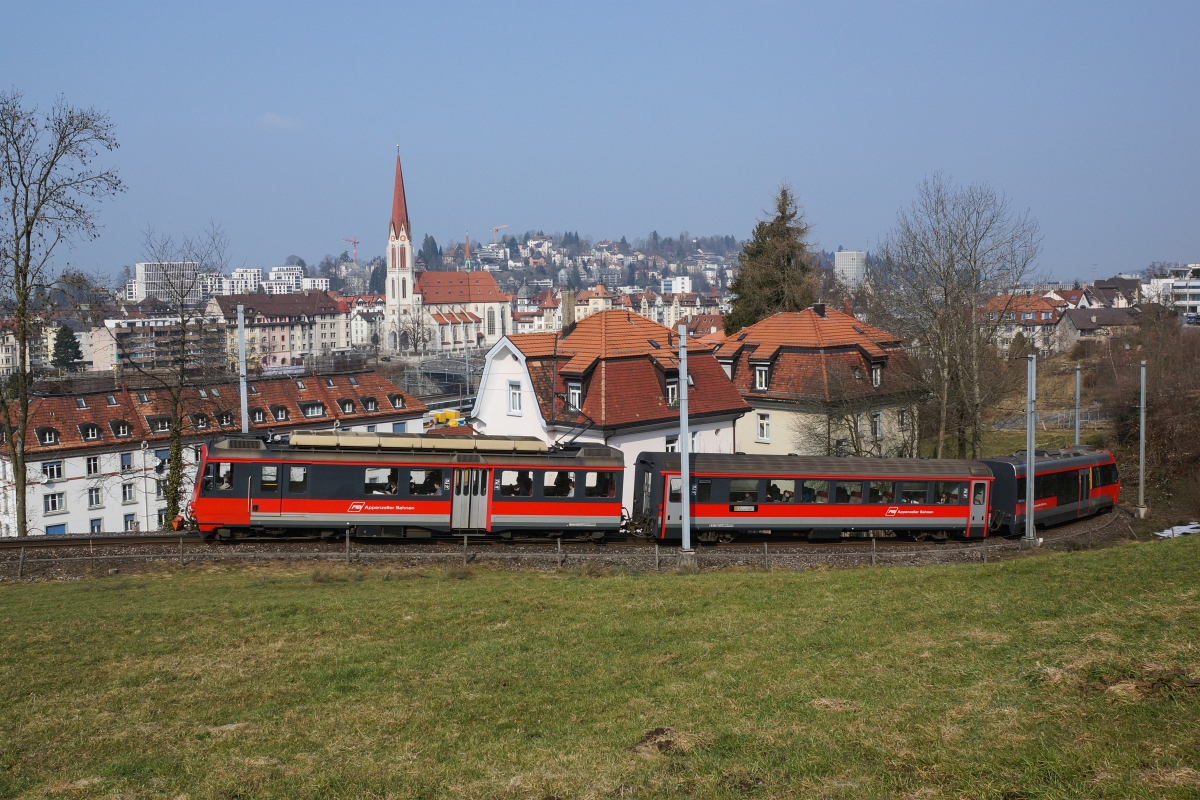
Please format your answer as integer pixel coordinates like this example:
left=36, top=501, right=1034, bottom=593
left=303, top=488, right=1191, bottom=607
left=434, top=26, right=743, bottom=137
left=390, top=150, right=411, bottom=240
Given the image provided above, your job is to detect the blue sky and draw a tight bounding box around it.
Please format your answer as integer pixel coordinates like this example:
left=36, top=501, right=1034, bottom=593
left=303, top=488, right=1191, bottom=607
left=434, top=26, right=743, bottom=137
left=4, top=1, right=1198, bottom=281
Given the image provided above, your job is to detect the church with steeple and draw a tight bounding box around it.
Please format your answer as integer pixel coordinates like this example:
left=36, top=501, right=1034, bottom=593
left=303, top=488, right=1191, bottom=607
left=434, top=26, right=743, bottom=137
left=383, top=151, right=512, bottom=354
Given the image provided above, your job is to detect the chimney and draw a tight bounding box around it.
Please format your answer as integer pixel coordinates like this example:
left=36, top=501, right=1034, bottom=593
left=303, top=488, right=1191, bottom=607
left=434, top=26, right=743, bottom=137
left=561, top=290, right=576, bottom=333
left=813, top=303, right=826, bottom=317
left=843, top=298, right=854, bottom=318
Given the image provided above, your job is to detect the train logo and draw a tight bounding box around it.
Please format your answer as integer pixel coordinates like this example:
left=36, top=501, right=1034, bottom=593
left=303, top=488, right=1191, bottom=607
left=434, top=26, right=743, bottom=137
left=885, top=506, right=898, bottom=517
left=348, top=502, right=365, bottom=513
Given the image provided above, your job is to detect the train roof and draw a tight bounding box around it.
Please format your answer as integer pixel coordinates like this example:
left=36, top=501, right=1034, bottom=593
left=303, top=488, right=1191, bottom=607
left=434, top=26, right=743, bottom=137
left=982, top=446, right=1113, bottom=473
left=206, top=432, right=625, bottom=465
left=638, top=452, right=992, bottom=479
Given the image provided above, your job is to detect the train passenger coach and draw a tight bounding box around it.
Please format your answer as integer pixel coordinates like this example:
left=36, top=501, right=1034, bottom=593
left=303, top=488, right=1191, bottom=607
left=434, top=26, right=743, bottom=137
left=982, top=446, right=1119, bottom=536
left=632, top=453, right=994, bottom=542
left=190, top=431, right=625, bottom=540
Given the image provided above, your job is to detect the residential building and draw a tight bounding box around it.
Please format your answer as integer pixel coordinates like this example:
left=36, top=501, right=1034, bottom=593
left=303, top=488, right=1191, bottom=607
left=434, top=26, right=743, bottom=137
left=0, top=372, right=427, bottom=536
left=129, top=262, right=203, bottom=305
left=982, top=295, right=1061, bottom=355
left=661, top=276, right=692, bottom=294
left=205, top=291, right=353, bottom=370
left=471, top=309, right=750, bottom=509
left=834, top=250, right=867, bottom=289
left=715, top=305, right=919, bottom=458
left=1057, top=308, right=1139, bottom=351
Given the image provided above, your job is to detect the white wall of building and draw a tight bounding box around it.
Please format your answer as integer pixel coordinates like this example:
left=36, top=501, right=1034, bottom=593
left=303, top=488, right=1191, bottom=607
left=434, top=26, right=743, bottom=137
left=834, top=251, right=866, bottom=289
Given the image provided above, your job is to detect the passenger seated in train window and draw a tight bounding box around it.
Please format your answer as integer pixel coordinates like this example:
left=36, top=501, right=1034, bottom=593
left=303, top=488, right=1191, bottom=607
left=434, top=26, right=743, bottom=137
left=204, top=462, right=234, bottom=491
left=500, top=470, right=533, bottom=497
left=973, top=483, right=987, bottom=505
left=900, top=482, right=929, bottom=505
left=409, top=469, right=443, bottom=496
left=365, top=467, right=400, bottom=494
left=800, top=479, right=829, bottom=503
left=836, top=481, right=864, bottom=503
left=765, top=479, right=794, bottom=502
left=544, top=470, right=575, bottom=497
left=936, top=481, right=966, bottom=504
left=868, top=481, right=895, bottom=504
left=727, top=478, right=759, bottom=503
left=584, top=471, right=617, bottom=498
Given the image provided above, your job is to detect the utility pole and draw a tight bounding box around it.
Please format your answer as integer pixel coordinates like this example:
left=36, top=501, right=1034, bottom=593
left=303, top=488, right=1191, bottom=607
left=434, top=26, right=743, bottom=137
left=678, top=324, right=694, bottom=567
left=1080, top=364, right=1089, bottom=448
left=238, top=304, right=249, bottom=433
left=1024, top=354, right=1039, bottom=547
left=1136, top=360, right=1147, bottom=519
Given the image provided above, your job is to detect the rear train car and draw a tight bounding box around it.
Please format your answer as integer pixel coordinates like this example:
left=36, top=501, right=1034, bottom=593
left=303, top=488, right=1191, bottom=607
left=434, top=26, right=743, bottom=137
left=982, top=447, right=1119, bottom=536
left=190, top=431, right=625, bottom=540
left=632, top=453, right=994, bottom=542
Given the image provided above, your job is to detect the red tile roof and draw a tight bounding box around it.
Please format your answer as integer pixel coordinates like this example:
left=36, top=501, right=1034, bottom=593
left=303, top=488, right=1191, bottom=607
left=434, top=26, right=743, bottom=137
left=390, top=154, right=411, bottom=238
left=4, top=372, right=427, bottom=458
left=415, top=271, right=512, bottom=304
left=210, top=291, right=348, bottom=319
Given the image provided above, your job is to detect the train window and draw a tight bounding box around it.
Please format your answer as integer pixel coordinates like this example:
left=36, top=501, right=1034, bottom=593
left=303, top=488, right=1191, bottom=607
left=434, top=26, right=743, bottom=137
left=1092, top=464, right=1119, bottom=487
left=1057, top=471, right=1079, bottom=506
left=728, top=479, right=759, bottom=503
left=584, top=471, right=617, bottom=498
left=765, top=479, right=795, bottom=502
left=288, top=466, right=308, bottom=493
left=543, top=471, right=575, bottom=497
left=499, top=470, right=533, bottom=497
left=867, top=481, right=895, bottom=504
left=935, top=482, right=967, bottom=505
left=1034, top=473, right=1057, bottom=500
left=365, top=468, right=399, bottom=494
left=409, top=469, right=443, bottom=496
left=900, top=482, right=929, bottom=505
left=693, top=478, right=711, bottom=503
left=973, top=483, right=986, bottom=505
left=669, top=477, right=682, bottom=503
left=1016, top=477, right=1026, bottom=499
left=204, top=462, right=234, bottom=491
left=835, top=481, right=864, bottom=504
left=799, top=479, right=829, bottom=503
left=261, top=466, right=279, bottom=492
left=642, top=471, right=652, bottom=514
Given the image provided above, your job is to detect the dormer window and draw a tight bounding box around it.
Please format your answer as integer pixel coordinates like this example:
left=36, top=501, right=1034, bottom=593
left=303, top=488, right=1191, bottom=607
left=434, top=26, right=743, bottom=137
left=339, top=399, right=355, bottom=414
left=38, top=427, right=59, bottom=445
left=252, top=408, right=265, bottom=423
left=871, top=364, right=881, bottom=388
left=388, top=393, right=405, bottom=410
left=272, top=406, right=289, bottom=421
left=192, top=413, right=209, bottom=429
left=148, top=416, right=170, bottom=433
left=248, top=384, right=259, bottom=395
left=666, top=379, right=678, bottom=407
left=79, top=423, right=101, bottom=441
left=111, top=421, right=131, bottom=438
left=362, top=397, right=378, bottom=412
left=754, top=365, right=769, bottom=391
left=567, top=382, right=582, bottom=410
left=216, top=411, right=232, bottom=426
left=302, top=403, right=324, bottom=418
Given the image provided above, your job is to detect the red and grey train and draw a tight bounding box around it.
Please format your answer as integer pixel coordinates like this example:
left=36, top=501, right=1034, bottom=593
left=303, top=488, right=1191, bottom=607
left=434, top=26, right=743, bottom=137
left=188, top=431, right=1119, bottom=542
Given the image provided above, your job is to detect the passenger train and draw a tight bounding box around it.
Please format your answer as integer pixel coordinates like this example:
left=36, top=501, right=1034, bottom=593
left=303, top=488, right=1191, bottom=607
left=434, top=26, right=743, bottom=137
left=187, top=432, right=1119, bottom=542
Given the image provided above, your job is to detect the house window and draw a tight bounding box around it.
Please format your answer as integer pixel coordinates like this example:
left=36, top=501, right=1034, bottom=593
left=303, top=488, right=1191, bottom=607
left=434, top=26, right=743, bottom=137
left=296, top=380, right=305, bottom=389
left=75, top=398, right=87, bottom=409
left=120, top=452, right=133, bottom=472
left=567, top=382, right=582, bottom=410
left=252, top=409, right=265, bottom=423
left=193, top=414, right=208, bottom=429
left=756, top=412, right=771, bottom=442
left=86, top=456, right=100, bottom=476
left=871, top=411, right=883, bottom=440
left=666, top=380, right=678, bottom=406
left=90, top=518, right=102, bottom=534
left=363, top=398, right=378, bottom=412
left=274, top=407, right=289, bottom=421
left=81, top=424, right=100, bottom=440
left=871, top=364, right=881, bottom=387
left=217, top=412, right=232, bottom=426
left=122, top=483, right=136, bottom=502
left=690, top=430, right=699, bottom=452
left=898, top=408, right=910, bottom=431
left=664, top=435, right=678, bottom=453
left=302, top=404, right=322, bottom=418
left=124, top=513, right=137, bottom=532
left=150, top=417, right=170, bottom=432
left=198, top=389, right=208, bottom=398
left=106, top=395, right=118, bottom=406
left=43, top=493, right=65, bottom=513
left=325, top=378, right=336, bottom=388
left=46, top=524, right=66, bottom=535
left=508, top=382, right=522, bottom=414
left=754, top=365, right=769, bottom=391
left=388, top=394, right=404, bottom=409
left=40, top=428, right=58, bottom=445
left=487, top=308, right=496, bottom=336
left=137, top=392, right=149, bottom=403
left=88, top=487, right=103, bottom=507
left=113, top=421, right=131, bottom=437
left=157, top=509, right=168, bottom=529
left=340, top=400, right=355, bottom=413
left=42, top=461, right=63, bottom=480
left=348, top=376, right=358, bottom=386
left=156, top=480, right=165, bottom=498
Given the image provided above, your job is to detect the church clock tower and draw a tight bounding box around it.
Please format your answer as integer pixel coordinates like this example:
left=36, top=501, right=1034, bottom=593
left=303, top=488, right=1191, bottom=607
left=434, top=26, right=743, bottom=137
left=385, top=151, right=416, bottom=351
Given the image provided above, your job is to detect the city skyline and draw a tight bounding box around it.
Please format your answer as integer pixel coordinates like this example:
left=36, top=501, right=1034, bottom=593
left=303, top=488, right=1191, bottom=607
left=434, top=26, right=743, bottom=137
left=3, top=2, right=1197, bottom=282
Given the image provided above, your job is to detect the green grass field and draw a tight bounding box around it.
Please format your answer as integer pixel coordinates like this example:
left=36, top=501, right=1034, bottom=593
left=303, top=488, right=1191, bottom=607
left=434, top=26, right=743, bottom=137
left=2, top=539, right=1199, bottom=798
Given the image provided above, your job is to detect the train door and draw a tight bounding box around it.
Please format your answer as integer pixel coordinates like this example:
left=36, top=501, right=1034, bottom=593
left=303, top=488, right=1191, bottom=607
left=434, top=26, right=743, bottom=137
left=451, top=468, right=490, bottom=530
left=251, top=463, right=283, bottom=517
left=1078, top=468, right=1091, bottom=517
left=663, top=475, right=682, bottom=535
left=968, top=480, right=988, bottom=536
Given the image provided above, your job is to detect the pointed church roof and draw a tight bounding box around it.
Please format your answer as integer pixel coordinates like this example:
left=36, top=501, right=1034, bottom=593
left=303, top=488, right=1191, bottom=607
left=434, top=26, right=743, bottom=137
left=390, top=154, right=411, bottom=239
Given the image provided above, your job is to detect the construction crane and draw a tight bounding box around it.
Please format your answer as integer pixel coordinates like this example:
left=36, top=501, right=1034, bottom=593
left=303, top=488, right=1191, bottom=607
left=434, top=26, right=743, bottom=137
left=342, top=237, right=360, bottom=263
left=490, top=225, right=509, bottom=244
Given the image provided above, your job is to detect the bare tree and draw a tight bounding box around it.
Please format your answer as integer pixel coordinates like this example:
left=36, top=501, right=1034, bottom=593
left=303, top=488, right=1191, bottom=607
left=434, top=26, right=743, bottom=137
left=0, top=91, right=123, bottom=537
left=113, top=224, right=228, bottom=527
left=875, top=175, right=1042, bottom=458
left=397, top=311, right=434, bottom=353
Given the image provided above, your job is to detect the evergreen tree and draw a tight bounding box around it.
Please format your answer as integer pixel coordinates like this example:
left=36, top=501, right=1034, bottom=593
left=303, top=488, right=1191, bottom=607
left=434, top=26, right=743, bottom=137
left=369, top=260, right=386, bottom=294
left=725, top=185, right=817, bottom=334
left=419, top=234, right=442, bottom=270
left=51, top=324, right=83, bottom=369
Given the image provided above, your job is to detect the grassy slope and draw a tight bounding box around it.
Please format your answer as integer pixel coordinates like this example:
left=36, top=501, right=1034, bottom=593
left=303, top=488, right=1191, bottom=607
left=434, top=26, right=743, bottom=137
left=2, top=540, right=1199, bottom=799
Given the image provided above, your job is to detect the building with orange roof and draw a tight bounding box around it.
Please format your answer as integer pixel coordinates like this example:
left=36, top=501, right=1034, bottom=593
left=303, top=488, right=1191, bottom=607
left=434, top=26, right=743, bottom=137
left=980, top=294, right=1061, bottom=355
left=716, top=304, right=919, bottom=457
left=471, top=309, right=750, bottom=509
left=0, top=371, right=426, bottom=537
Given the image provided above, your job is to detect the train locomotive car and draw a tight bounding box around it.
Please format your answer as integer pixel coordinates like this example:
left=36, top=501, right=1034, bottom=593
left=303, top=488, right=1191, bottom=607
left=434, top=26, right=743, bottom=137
left=632, top=453, right=994, bottom=542
left=190, top=431, right=625, bottom=540
left=982, top=447, right=1119, bottom=536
